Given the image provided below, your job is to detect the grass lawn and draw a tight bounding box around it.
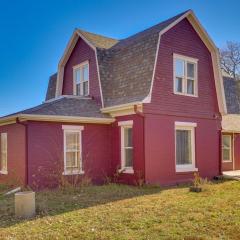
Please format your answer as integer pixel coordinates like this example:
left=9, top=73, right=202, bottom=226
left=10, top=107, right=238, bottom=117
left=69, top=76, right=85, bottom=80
left=1, top=180, right=240, bottom=239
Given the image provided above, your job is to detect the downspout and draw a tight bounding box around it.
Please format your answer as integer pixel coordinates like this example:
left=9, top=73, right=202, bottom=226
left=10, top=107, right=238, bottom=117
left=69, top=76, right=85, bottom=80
left=134, top=105, right=145, bottom=183
left=233, top=133, right=235, bottom=170
left=219, top=131, right=222, bottom=175
left=16, top=118, right=28, bottom=186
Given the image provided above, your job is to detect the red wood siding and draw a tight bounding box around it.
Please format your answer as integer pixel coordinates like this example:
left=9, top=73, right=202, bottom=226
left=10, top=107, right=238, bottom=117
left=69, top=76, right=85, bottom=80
left=62, top=37, right=102, bottom=104
left=27, top=121, right=112, bottom=188
left=144, top=18, right=219, bottom=119
left=0, top=124, right=26, bottom=186
left=112, top=114, right=145, bottom=185
left=144, top=115, right=221, bottom=185
left=143, top=18, right=221, bottom=185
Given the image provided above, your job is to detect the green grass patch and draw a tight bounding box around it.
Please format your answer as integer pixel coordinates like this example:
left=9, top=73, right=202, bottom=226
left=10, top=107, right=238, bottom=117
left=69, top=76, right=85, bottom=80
left=0, top=181, right=240, bottom=239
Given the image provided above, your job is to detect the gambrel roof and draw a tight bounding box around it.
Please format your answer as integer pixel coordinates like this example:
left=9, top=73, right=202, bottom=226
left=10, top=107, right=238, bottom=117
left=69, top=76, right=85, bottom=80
left=97, top=11, right=188, bottom=107
left=1, top=10, right=227, bottom=125
left=53, top=9, right=226, bottom=114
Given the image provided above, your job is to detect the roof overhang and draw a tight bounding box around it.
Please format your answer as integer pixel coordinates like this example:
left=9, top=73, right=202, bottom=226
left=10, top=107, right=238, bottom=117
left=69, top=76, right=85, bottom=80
left=101, top=102, right=143, bottom=117
left=0, top=114, right=115, bottom=126
left=222, top=114, right=240, bottom=132
left=144, top=10, right=227, bottom=115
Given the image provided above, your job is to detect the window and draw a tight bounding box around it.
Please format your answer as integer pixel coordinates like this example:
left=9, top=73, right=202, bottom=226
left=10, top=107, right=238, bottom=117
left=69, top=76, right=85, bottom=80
left=0, top=133, right=7, bottom=174
left=62, top=126, right=84, bottom=175
left=174, top=54, right=198, bottom=96
left=73, top=62, right=89, bottom=96
left=118, top=121, right=134, bottom=174
left=175, top=122, right=197, bottom=172
left=222, top=135, right=232, bottom=162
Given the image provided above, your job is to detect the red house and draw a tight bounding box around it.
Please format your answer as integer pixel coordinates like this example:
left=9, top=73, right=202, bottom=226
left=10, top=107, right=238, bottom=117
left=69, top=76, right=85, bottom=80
left=0, top=10, right=228, bottom=188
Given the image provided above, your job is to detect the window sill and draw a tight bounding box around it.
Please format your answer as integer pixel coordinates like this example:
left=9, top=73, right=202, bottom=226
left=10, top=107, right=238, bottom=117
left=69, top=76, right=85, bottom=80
left=174, top=92, right=198, bottom=98
left=119, top=168, right=134, bottom=174
left=0, top=170, right=8, bottom=175
left=222, top=160, right=232, bottom=163
left=176, top=167, right=198, bottom=173
left=62, top=170, right=85, bottom=176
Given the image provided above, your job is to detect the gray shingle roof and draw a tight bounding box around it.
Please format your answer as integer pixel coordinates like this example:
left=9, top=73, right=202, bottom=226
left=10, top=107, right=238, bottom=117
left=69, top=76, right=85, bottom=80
left=45, top=11, right=188, bottom=107
left=45, top=73, right=57, bottom=101
left=223, top=76, right=240, bottom=114
left=2, top=97, right=110, bottom=119
left=97, top=11, right=188, bottom=107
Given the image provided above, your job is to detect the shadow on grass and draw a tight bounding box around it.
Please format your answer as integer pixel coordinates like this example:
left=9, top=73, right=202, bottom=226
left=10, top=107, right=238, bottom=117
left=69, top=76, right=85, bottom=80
left=0, top=179, right=231, bottom=228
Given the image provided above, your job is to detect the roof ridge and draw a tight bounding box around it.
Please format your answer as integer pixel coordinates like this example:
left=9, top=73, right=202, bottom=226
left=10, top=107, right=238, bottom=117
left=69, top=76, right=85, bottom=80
left=77, top=28, right=118, bottom=41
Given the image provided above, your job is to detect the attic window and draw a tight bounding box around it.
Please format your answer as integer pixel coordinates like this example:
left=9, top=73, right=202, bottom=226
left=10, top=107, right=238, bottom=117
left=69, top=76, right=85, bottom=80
left=173, top=54, right=198, bottom=97
left=73, top=61, right=89, bottom=96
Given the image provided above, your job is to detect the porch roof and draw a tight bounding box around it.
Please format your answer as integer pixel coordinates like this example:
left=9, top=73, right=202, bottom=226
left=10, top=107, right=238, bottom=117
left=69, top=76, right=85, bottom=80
left=0, top=97, right=114, bottom=126
left=222, top=114, right=240, bottom=133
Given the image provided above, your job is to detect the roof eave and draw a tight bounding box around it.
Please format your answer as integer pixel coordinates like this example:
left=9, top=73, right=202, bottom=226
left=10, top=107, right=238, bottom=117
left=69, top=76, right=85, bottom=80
left=0, top=114, right=115, bottom=126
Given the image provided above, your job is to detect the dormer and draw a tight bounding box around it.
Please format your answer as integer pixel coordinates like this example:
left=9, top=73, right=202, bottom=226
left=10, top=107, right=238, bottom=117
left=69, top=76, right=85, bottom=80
left=55, top=29, right=118, bottom=106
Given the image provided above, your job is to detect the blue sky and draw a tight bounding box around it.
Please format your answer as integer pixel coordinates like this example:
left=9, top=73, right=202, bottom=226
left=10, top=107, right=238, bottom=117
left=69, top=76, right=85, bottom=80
left=0, top=0, right=239, bottom=116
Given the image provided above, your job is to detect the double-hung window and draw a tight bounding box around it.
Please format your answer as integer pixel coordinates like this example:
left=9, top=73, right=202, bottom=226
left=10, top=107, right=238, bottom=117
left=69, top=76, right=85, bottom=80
left=222, top=135, right=232, bottom=162
left=0, top=133, right=7, bottom=174
left=62, top=126, right=84, bottom=175
left=73, top=62, right=89, bottom=96
left=174, top=54, right=198, bottom=96
left=118, top=121, right=134, bottom=174
left=175, top=122, right=197, bottom=172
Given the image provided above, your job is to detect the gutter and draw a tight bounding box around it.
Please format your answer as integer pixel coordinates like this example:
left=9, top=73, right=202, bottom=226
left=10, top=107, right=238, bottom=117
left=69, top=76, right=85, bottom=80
left=0, top=114, right=115, bottom=126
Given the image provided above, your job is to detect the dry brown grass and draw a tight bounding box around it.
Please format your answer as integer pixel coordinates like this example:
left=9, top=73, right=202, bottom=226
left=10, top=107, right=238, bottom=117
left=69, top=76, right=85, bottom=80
left=0, top=180, right=240, bottom=239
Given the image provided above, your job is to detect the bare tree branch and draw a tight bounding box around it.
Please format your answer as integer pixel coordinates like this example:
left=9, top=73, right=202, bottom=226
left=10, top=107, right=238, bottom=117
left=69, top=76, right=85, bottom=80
left=220, top=41, right=240, bottom=80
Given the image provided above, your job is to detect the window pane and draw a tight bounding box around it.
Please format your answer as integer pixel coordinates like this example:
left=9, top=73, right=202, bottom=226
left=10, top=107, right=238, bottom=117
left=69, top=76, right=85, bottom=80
left=66, top=152, right=76, bottom=167
left=175, top=59, right=184, bottom=77
left=176, top=130, right=192, bottom=165
left=187, top=79, right=194, bottom=95
left=66, top=132, right=79, bottom=151
left=76, top=83, right=81, bottom=96
left=223, top=136, right=231, bottom=148
left=175, top=77, right=183, bottom=93
left=83, top=65, right=89, bottom=81
left=66, top=152, right=79, bottom=168
left=124, top=128, right=133, bottom=147
left=125, top=148, right=133, bottom=167
left=83, top=81, right=89, bottom=96
left=187, top=62, right=195, bottom=78
left=223, top=149, right=230, bottom=161
left=75, top=69, right=81, bottom=84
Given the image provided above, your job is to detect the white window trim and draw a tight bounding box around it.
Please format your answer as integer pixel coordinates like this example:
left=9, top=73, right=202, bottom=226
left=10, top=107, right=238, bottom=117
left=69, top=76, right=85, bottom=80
left=118, top=120, right=134, bottom=174
left=73, top=61, right=89, bottom=96
left=0, top=133, right=8, bottom=175
left=62, top=125, right=84, bottom=175
left=222, top=135, right=232, bottom=163
left=175, top=122, right=198, bottom=173
left=173, top=53, right=198, bottom=97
